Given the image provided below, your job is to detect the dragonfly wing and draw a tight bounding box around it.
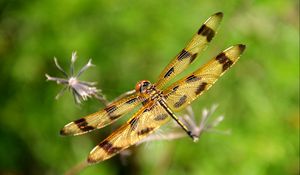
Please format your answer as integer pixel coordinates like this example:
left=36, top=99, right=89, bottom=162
left=60, top=93, right=145, bottom=136
left=163, top=44, right=246, bottom=111
left=155, top=12, right=223, bottom=89
left=87, top=100, right=171, bottom=163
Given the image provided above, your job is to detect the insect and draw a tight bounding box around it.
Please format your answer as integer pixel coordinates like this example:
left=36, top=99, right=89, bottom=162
left=60, top=12, right=245, bottom=164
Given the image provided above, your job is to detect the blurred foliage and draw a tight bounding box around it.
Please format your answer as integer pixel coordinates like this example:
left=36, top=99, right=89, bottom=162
left=0, top=0, right=298, bottom=175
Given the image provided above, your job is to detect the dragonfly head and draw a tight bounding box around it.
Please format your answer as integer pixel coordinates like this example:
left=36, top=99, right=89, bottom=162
left=135, top=80, right=152, bottom=95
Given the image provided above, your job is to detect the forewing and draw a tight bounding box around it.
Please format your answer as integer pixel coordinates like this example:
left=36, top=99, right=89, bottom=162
left=163, top=44, right=246, bottom=111
left=155, top=12, right=223, bottom=89
left=87, top=100, right=170, bottom=163
left=60, top=93, right=145, bottom=136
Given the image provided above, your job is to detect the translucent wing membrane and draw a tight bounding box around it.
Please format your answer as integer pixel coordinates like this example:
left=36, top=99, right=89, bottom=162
left=60, top=93, right=145, bottom=136
left=155, top=12, right=223, bottom=89
left=87, top=100, right=171, bottom=163
left=164, top=44, right=246, bottom=111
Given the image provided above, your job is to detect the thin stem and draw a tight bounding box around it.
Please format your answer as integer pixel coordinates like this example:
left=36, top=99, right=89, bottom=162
left=55, top=86, right=68, bottom=99
left=45, top=74, right=69, bottom=84
left=70, top=52, right=77, bottom=76
left=54, top=58, right=68, bottom=78
left=94, top=93, right=109, bottom=106
left=76, top=59, right=94, bottom=78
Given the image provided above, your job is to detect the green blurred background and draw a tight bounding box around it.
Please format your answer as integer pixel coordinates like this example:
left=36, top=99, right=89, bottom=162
left=0, top=0, right=298, bottom=174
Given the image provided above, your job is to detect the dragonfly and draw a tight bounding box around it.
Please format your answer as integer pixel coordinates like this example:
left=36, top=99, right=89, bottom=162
left=60, top=12, right=246, bottom=164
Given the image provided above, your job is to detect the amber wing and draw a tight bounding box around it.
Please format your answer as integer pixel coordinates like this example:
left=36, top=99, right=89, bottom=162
left=60, top=93, right=145, bottom=136
left=163, top=44, right=246, bottom=111
left=87, top=100, right=171, bottom=163
left=155, top=12, right=223, bottom=89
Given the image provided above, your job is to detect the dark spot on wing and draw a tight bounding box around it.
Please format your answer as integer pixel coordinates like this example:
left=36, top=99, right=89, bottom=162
left=154, top=114, right=168, bottom=121
left=105, top=105, right=117, bottom=114
left=178, top=49, right=192, bottom=60
left=195, top=82, right=208, bottom=95
left=164, top=85, right=179, bottom=99
left=105, top=105, right=121, bottom=121
left=222, top=60, right=233, bottom=71
left=190, top=53, right=198, bottom=63
left=216, top=52, right=233, bottom=71
left=74, top=118, right=85, bottom=124
left=164, top=67, right=174, bottom=78
left=174, top=95, right=187, bottom=108
left=129, top=117, right=139, bottom=131
left=126, top=97, right=138, bottom=104
left=186, top=75, right=200, bottom=83
left=137, top=127, right=154, bottom=135
left=109, top=115, right=121, bottom=120
left=80, top=126, right=95, bottom=132
left=73, top=118, right=95, bottom=132
left=98, top=140, right=122, bottom=155
left=173, top=85, right=179, bottom=91
left=198, top=24, right=215, bottom=42
left=216, top=52, right=227, bottom=64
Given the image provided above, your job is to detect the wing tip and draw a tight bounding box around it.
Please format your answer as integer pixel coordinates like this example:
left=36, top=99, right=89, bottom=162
left=226, top=44, right=246, bottom=55
left=87, top=146, right=107, bottom=164
left=59, top=122, right=85, bottom=136
left=59, top=122, right=75, bottom=136
left=237, top=44, right=246, bottom=53
left=60, top=128, right=67, bottom=136
left=87, top=156, right=98, bottom=164
left=203, top=12, right=223, bottom=31
left=214, top=12, right=223, bottom=18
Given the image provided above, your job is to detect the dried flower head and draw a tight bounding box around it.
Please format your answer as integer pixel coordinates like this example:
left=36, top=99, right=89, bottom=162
left=46, top=52, right=107, bottom=104
left=137, top=104, right=230, bottom=144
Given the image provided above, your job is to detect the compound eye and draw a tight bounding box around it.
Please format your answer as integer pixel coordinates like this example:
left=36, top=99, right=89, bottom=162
left=135, top=80, right=151, bottom=94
